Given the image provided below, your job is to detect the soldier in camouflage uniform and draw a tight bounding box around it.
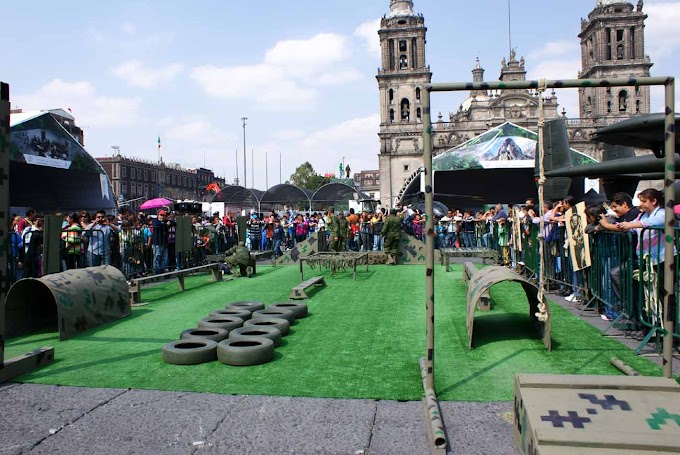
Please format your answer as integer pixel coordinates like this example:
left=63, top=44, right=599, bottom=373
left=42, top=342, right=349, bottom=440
left=381, top=208, right=403, bottom=265
left=329, top=212, right=349, bottom=252
left=225, top=241, right=253, bottom=277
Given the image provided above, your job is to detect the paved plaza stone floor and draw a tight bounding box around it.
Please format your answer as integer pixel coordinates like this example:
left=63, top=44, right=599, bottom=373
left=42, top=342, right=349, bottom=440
left=2, top=263, right=678, bottom=455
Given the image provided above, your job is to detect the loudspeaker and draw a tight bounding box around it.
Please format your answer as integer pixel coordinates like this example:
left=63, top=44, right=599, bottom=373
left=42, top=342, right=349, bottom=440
left=538, top=119, right=572, bottom=201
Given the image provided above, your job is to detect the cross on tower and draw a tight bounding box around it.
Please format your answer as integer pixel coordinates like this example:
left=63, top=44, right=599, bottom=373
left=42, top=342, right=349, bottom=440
left=541, top=410, right=592, bottom=429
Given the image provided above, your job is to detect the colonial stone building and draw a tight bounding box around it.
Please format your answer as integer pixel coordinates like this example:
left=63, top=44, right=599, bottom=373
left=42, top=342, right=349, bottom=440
left=96, top=155, right=226, bottom=206
left=377, top=0, right=653, bottom=206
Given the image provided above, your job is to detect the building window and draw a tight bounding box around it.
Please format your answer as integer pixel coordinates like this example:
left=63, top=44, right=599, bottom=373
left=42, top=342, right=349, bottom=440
left=606, top=28, right=612, bottom=60
left=121, top=165, right=126, bottom=178
left=131, top=184, right=136, bottom=197
left=172, top=175, right=176, bottom=185
left=607, top=101, right=612, bottom=113
left=411, top=37, right=417, bottom=69
left=606, top=87, right=611, bottom=95
left=399, top=40, right=407, bottom=52
left=151, top=171, right=156, bottom=183
left=403, top=164, right=409, bottom=172
left=166, top=174, right=171, bottom=184
left=144, top=184, right=149, bottom=196
left=389, top=89, right=394, bottom=104
left=417, top=108, right=421, bottom=120
left=143, top=169, right=148, bottom=181
left=121, top=181, right=127, bottom=196
left=636, top=99, right=641, bottom=113
left=416, top=87, right=421, bottom=101
left=616, top=29, right=625, bottom=60
left=618, top=90, right=628, bottom=112
left=136, top=168, right=141, bottom=180
left=390, top=109, right=395, bottom=122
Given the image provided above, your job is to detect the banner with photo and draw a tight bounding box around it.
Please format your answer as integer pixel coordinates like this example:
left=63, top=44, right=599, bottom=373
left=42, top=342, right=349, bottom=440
left=565, top=202, right=591, bottom=271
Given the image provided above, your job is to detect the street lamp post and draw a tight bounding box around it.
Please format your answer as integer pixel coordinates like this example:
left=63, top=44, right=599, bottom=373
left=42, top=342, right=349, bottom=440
left=241, top=117, right=248, bottom=188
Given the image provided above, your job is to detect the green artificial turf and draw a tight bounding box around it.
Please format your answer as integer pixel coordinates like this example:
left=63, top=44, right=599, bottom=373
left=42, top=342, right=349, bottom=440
left=5, top=264, right=664, bottom=401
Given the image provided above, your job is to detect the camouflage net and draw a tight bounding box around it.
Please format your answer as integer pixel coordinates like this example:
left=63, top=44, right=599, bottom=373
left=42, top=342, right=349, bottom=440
left=303, top=252, right=368, bottom=277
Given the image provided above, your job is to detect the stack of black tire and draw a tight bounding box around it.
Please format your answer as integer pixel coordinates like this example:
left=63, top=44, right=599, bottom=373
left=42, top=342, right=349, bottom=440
left=161, top=301, right=308, bottom=366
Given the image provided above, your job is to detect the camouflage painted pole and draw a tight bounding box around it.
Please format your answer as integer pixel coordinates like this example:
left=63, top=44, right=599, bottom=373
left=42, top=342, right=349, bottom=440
left=422, top=86, right=435, bottom=389
left=662, top=79, right=676, bottom=378
left=420, top=84, right=447, bottom=450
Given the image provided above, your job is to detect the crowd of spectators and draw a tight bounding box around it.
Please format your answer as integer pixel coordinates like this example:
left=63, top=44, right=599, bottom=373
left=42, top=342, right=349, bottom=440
left=8, top=188, right=674, bottom=326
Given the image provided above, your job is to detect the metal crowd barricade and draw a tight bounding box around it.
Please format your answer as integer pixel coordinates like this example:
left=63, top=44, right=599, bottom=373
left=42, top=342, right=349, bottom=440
left=632, top=227, right=680, bottom=354
left=586, top=230, right=636, bottom=331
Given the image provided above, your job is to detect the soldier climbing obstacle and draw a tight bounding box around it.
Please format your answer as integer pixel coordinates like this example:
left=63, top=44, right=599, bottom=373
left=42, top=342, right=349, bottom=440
left=225, top=241, right=253, bottom=277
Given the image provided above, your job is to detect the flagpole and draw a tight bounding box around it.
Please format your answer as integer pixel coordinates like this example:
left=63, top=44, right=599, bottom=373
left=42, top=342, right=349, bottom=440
left=235, top=149, right=239, bottom=186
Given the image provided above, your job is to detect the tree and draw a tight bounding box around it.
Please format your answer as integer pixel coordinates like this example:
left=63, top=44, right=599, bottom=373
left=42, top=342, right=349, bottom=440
left=288, top=162, right=331, bottom=190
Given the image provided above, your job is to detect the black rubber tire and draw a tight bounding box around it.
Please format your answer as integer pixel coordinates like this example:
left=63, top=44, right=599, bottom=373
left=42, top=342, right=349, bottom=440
left=161, top=339, right=217, bottom=365
left=210, top=308, right=252, bottom=320
left=226, top=301, right=265, bottom=312
left=244, top=317, right=290, bottom=336
left=216, top=337, right=275, bottom=366
left=252, top=308, right=295, bottom=324
left=180, top=327, right=229, bottom=342
left=198, top=316, right=244, bottom=332
left=268, top=302, right=308, bottom=319
left=229, top=325, right=282, bottom=347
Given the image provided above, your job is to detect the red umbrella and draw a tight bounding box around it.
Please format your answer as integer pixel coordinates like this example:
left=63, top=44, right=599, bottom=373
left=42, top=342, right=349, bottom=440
left=139, top=197, right=172, bottom=210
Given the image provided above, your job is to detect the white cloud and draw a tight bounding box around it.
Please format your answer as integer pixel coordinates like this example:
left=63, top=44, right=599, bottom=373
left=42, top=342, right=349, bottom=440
left=264, top=33, right=350, bottom=77
left=15, top=79, right=142, bottom=128
left=353, top=19, right=381, bottom=57
left=283, top=114, right=380, bottom=177
left=527, top=41, right=579, bottom=61
left=111, top=60, right=183, bottom=88
left=645, top=3, right=680, bottom=57
left=191, top=33, right=363, bottom=108
left=120, top=21, right=137, bottom=36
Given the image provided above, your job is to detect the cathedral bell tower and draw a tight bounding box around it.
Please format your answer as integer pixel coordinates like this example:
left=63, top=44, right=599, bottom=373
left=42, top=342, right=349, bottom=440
left=578, top=0, right=652, bottom=119
left=377, top=0, right=432, bottom=207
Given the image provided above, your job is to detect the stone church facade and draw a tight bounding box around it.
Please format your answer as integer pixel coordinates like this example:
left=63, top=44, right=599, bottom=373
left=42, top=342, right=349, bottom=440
left=377, top=0, right=653, bottom=206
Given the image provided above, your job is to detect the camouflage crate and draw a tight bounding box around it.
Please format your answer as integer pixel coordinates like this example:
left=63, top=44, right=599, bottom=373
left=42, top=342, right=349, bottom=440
left=514, top=374, right=680, bottom=454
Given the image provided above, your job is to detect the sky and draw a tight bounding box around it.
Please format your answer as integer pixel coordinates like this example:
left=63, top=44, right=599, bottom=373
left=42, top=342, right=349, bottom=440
left=2, top=0, right=679, bottom=191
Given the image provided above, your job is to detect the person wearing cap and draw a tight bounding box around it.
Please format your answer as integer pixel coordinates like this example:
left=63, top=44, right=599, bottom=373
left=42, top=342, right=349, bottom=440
left=151, top=210, right=170, bottom=274
left=330, top=211, right=348, bottom=252
left=381, top=208, right=403, bottom=265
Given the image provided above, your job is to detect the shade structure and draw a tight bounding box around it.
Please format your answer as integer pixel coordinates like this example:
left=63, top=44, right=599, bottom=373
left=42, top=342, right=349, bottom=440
left=211, top=186, right=263, bottom=208
left=139, top=197, right=172, bottom=210
left=591, top=113, right=680, bottom=158
left=400, top=122, right=594, bottom=210
left=312, top=182, right=369, bottom=203
left=259, top=184, right=313, bottom=207
left=9, top=110, right=116, bottom=212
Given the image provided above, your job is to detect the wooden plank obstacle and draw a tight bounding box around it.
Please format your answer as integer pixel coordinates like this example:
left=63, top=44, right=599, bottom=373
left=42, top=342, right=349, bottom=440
left=129, top=263, right=223, bottom=305
left=290, top=276, right=326, bottom=300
